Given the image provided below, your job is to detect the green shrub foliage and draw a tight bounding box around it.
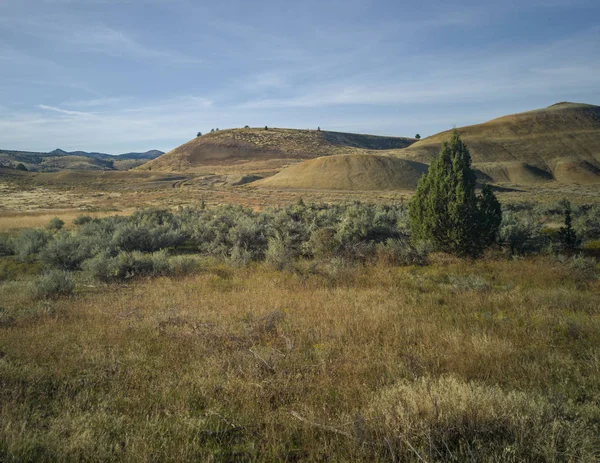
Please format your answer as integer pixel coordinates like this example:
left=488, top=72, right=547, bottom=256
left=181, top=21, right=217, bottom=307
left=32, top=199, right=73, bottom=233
left=31, top=270, right=75, bottom=299
left=409, top=130, right=501, bottom=257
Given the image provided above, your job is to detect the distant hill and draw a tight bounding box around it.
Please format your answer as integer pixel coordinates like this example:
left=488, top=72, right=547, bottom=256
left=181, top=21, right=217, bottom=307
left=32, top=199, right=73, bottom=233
left=396, top=102, right=600, bottom=184
left=138, top=128, right=416, bottom=174
left=0, top=149, right=164, bottom=172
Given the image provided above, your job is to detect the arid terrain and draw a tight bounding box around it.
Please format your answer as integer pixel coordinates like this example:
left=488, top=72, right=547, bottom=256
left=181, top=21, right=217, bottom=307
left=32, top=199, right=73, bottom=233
left=1, top=103, right=600, bottom=461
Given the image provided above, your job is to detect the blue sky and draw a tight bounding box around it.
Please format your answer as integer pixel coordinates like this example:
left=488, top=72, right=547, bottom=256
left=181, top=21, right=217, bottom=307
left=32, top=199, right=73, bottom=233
left=0, top=0, right=599, bottom=154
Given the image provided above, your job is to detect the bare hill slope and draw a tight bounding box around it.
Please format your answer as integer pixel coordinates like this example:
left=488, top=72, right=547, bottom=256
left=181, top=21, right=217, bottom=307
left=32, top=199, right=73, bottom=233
left=139, top=128, right=415, bottom=174
left=254, top=154, right=428, bottom=191
left=398, top=102, right=600, bottom=183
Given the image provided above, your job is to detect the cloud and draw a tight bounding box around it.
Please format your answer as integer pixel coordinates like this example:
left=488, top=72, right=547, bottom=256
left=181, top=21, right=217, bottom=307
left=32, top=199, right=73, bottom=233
left=38, top=105, right=95, bottom=117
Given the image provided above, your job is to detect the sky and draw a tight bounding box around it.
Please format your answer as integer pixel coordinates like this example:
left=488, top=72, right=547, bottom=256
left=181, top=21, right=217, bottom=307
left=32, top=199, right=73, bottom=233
left=0, top=0, right=599, bottom=154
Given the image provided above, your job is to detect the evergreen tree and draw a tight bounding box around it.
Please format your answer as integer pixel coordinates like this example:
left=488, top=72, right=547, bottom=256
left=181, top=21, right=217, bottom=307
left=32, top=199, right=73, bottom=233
left=558, top=199, right=581, bottom=253
left=409, top=129, right=501, bottom=258
left=477, top=184, right=502, bottom=249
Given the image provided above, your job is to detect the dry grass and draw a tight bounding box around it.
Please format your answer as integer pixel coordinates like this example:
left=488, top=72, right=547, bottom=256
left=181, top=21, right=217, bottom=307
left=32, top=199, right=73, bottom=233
left=0, top=209, right=135, bottom=232
left=1, top=256, right=598, bottom=461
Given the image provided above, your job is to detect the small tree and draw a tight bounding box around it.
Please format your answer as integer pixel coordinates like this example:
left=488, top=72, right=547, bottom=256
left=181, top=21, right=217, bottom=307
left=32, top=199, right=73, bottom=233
left=15, top=163, right=28, bottom=171
left=409, top=129, right=501, bottom=258
left=244, top=125, right=250, bottom=129
left=558, top=199, right=581, bottom=253
left=415, top=134, right=421, bottom=140
left=265, top=125, right=269, bottom=130
left=197, top=132, right=202, bottom=137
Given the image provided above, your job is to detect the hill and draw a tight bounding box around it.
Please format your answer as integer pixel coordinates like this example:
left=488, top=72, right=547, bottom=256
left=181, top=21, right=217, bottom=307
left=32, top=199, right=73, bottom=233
left=138, top=128, right=416, bottom=174
left=0, top=149, right=164, bottom=172
left=254, top=154, right=428, bottom=191
left=397, top=102, right=600, bottom=184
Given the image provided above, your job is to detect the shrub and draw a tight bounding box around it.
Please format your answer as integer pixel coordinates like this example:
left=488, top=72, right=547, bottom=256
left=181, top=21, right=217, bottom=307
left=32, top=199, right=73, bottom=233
left=12, top=229, right=48, bottom=262
left=375, top=238, right=429, bottom=266
left=0, top=233, right=14, bottom=256
left=40, top=232, right=94, bottom=270
left=46, top=217, right=65, bottom=230
left=83, top=250, right=172, bottom=282
left=499, top=211, right=546, bottom=255
left=111, top=223, right=183, bottom=253
left=31, top=270, right=75, bottom=299
left=306, top=227, right=338, bottom=259
left=73, top=215, right=93, bottom=226
left=576, top=205, right=600, bottom=240
left=265, top=237, right=293, bottom=270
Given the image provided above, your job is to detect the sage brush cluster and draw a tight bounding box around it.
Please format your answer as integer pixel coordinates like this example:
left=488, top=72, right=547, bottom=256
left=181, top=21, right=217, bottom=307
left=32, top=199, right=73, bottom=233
left=3, top=202, right=425, bottom=282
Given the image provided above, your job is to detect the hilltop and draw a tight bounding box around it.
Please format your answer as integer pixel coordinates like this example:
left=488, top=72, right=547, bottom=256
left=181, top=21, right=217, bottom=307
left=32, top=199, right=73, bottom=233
left=397, top=102, right=600, bottom=184
left=138, top=128, right=416, bottom=174
left=0, top=149, right=164, bottom=172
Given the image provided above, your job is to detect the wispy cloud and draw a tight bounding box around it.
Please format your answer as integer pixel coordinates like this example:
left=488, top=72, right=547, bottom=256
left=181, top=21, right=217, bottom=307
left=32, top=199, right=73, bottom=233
left=38, top=105, right=95, bottom=117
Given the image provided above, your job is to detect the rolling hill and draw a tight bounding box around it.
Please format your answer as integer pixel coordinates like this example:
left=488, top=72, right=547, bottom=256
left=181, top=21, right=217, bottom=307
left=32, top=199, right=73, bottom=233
left=397, top=102, right=600, bottom=184
left=254, top=154, right=428, bottom=191
left=138, top=128, right=416, bottom=174
left=0, top=149, right=164, bottom=172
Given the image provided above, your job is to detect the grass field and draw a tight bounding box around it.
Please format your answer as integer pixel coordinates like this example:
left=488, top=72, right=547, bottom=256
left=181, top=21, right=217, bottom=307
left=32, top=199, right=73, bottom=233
left=1, top=162, right=600, bottom=461
left=1, top=254, right=599, bottom=461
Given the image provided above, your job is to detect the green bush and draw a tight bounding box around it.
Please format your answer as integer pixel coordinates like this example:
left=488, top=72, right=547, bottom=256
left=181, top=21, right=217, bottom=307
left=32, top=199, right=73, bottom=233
left=83, top=250, right=172, bottom=282
left=73, top=215, right=93, bottom=226
left=499, top=211, right=546, bottom=255
left=31, top=270, right=75, bottom=299
left=576, top=205, right=600, bottom=240
left=111, top=223, right=183, bottom=253
left=0, top=233, right=14, bottom=257
left=12, top=229, right=48, bottom=262
left=375, top=238, right=429, bottom=266
left=40, top=232, right=94, bottom=270
left=46, top=217, right=65, bottom=230
left=265, top=237, right=293, bottom=270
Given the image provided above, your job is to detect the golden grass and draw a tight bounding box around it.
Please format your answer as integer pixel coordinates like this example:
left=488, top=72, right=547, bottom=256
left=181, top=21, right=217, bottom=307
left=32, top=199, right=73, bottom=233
left=0, top=209, right=134, bottom=231
left=1, top=256, right=598, bottom=461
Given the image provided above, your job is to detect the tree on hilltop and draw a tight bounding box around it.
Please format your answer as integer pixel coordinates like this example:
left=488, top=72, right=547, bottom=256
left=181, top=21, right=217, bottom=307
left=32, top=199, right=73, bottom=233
left=409, top=129, right=501, bottom=258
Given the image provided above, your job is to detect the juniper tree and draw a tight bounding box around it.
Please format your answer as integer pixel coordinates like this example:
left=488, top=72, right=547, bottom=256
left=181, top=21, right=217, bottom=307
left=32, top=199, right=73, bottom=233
left=558, top=199, right=581, bottom=253
left=409, top=129, right=501, bottom=258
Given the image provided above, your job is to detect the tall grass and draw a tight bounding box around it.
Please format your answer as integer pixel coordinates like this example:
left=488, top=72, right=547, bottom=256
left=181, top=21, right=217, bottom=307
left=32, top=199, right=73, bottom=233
left=0, top=256, right=598, bottom=461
